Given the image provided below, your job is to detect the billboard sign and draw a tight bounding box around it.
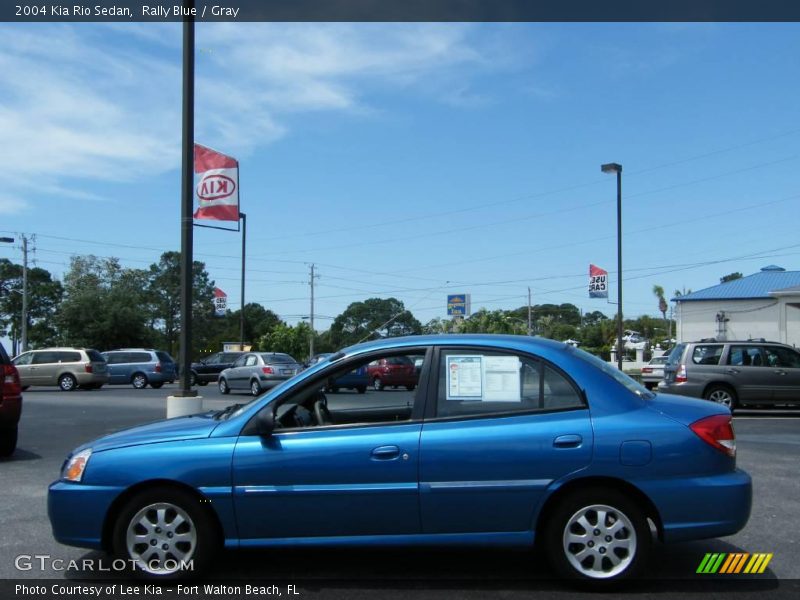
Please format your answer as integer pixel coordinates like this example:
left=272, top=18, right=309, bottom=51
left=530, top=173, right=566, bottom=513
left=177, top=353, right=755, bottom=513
left=447, top=294, right=471, bottom=317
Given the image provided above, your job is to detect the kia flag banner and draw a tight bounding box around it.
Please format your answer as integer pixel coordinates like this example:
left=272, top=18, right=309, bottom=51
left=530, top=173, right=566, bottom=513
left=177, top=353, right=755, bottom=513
left=213, top=287, right=228, bottom=317
left=193, top=144, right=240, bottom=222
left=589, top=264, right=608, bottom=298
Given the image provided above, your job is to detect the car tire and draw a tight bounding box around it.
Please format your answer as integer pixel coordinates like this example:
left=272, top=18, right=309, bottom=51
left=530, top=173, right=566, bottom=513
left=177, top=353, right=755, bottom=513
left=357, top=386, right=367, bottom=394
left=198, top=381, right=208, bottom=386
left=21, top=385, right=29, bottom=391
left=250, top=380, right=261, bottom=396
left=112, top=487, right=219, bottom=579
left=189, top=373, right=197, bottom=387
left=150, top=382, right=164, bottom=389
left=704, top=386, right=738, bottom=410
left=58, top=374, right=77, bottom=392
left=0, top=426, right=18, bottom=458
left=372, top=377, right=384, bottom=391
left=543, top=487, right=650, bottom=584
left=132, top=374, right=148, bottom=390
left=218, top=378, right=230, bottom=395
left=406, top=384, right=416, bottom=391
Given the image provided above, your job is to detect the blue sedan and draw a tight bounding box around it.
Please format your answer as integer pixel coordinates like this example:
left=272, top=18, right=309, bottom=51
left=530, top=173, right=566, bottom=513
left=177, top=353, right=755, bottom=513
left=48, top=335, right=751, bottom=584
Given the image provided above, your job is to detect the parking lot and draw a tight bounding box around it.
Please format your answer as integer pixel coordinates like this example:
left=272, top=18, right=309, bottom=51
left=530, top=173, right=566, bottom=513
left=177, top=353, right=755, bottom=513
left=1, top=384, right=799, bottom=598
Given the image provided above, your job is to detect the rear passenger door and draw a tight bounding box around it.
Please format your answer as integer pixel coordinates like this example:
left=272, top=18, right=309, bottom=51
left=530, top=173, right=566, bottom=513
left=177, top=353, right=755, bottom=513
left=726, top=345, right=775, bottom=403
left=763, top=346, right=800, bottom=404
left=419, top=347, right=593, bottom=535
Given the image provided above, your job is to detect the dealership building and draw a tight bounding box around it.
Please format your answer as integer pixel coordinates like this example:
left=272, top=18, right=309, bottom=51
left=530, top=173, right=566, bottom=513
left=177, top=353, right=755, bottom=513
left=674, top=265, right=800, bottom=348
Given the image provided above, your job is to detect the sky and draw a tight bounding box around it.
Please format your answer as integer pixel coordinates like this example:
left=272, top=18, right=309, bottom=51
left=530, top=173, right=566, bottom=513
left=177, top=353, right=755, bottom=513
left=0, top=22, right=799, bottom=335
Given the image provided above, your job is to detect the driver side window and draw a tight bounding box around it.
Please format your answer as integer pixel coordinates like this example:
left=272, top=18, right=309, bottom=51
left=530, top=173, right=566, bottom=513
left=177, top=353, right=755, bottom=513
left=272, top=350, right=427, bottom=431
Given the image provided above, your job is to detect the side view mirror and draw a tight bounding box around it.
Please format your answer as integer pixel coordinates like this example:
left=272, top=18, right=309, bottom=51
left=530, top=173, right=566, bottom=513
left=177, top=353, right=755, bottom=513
left=256, top=409, right=275, bottom=437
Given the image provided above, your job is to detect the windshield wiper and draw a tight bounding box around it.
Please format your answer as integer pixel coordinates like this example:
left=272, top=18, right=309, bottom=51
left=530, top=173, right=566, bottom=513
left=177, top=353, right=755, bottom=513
left=214, top=403, right=244, bottom=420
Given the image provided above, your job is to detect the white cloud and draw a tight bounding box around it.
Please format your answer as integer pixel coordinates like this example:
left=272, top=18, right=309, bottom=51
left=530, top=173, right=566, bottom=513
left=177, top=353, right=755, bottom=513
left=0, top=23, right=529, bottom=211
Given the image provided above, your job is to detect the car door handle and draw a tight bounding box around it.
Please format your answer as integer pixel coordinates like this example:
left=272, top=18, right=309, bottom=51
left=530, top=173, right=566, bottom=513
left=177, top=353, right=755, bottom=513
left=553, top=434, right=583, bottom=449
left=774, top=370, right=787, bottom=376
left=726, top=368, right=740, bottom=375
left=370, top=445, right=401, bottom=460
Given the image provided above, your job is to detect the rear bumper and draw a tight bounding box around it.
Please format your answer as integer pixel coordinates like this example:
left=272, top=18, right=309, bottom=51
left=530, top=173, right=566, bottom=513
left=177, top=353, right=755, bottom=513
left=638, top=469, right=752, bottom=542
left=658, top=381, right=705, bottom=398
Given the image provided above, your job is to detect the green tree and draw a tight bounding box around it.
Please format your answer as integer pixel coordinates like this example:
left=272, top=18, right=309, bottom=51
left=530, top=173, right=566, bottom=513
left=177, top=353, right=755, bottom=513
left=329, top=298, right=422, bottom=348
left=0, top=259, right=63, bottom=352
left=56, top=256, right=152, bottom=349
left=259, top=322, right=312, bottom=360
left=459, top=309, right=526, bottom=334
left=720, top=272, right=743, bottom=283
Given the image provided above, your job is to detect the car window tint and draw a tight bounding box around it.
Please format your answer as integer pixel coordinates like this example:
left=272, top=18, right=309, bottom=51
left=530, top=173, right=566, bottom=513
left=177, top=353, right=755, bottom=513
left=728, top=346, right=764, bottom=367
left=691, top=345, right=723, bottom=365
left=86, top=350, right=105, bottom=362
left=543, top=366, right=584, bottom=410
left=764, top=346, right=800, bottom=368
left=57, top=351, right=81, bottom=363
left=233, top=355, right=247, bottom=367
left=129, top=352, right=151, bottom=363
left=13, top=352, right=33, bottom=366
left=203, top=354, right=220, bottom=365
left=32, top=352, right=58, bottom=364
left=245, top=355, right=258, bottom=367
left=155, top=351, right=174, bottom=363
left=262, top=354, right=296, bottom=364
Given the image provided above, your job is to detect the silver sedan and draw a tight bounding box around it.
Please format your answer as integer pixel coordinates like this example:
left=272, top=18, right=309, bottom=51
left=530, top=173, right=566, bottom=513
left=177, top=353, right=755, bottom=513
left=218, top=352, right=302, bottom=396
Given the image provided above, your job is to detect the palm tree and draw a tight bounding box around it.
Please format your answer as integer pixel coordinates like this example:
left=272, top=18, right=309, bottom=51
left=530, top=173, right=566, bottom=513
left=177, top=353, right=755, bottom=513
left=653, top=285, right=669, bottom=341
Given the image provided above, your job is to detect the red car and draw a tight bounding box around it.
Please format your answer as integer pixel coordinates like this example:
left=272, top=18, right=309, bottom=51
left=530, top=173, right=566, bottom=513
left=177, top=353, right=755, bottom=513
left=367, top=355, right=418, bottom=391
left=0, top=343, right=22, bottom=457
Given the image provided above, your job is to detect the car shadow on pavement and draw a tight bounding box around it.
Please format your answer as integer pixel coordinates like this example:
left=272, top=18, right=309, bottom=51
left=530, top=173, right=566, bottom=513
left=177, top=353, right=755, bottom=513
left=0, top=448, right=41, bottom=462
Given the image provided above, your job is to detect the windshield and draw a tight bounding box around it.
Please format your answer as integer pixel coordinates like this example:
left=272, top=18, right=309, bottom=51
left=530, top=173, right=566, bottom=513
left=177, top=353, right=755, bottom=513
left=568, top=345, right=653, bottom=398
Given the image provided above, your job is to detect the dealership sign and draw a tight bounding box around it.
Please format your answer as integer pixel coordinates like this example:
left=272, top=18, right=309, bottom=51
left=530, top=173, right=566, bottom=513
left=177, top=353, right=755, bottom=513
left=213, top=287, right=227, bottom=317
left=193, top=144, right=240, bottom=222
left=589, top=264, right=608, bottom=298
left=447, top=294, right=471, bottom=317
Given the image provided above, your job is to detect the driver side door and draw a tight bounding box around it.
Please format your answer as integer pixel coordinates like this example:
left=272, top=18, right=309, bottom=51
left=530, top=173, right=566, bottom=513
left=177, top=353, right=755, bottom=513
left=231, top=348, right=430, bottom=541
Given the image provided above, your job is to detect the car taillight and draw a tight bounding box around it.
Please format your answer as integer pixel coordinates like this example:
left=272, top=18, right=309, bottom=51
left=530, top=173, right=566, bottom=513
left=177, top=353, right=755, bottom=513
left=155, top=363, right=162, bottom=373
left=690, top=414, right=736, bottom=457
left=84, top=362, right=93, bottom=373
left=642, top=367, right=652, bottom=373
left=675, top=364, right=687, bottom=383
left=2, top=364, right=21, bottom=396
left=262, top=367, right=274, bottom=375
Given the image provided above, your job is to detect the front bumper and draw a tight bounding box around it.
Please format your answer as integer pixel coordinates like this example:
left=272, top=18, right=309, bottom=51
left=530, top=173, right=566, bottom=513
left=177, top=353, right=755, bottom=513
left=48, top=481, right=125, bottom=550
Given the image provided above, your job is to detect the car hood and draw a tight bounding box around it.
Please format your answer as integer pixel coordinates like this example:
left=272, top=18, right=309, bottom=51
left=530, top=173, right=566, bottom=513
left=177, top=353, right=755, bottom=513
left=77, top=413, right=220, bottom=453
left=647, top=392, right=730, bottom=426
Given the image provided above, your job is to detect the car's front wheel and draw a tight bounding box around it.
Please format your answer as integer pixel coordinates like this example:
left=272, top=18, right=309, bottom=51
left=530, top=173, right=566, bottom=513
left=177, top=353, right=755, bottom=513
left=112, top=488, right=218, bottom=578
left=704, top=385, right=737, bottom=410
left=544, top=488, right=650, bottom=584
left=218, top=378, right=230, bottom=395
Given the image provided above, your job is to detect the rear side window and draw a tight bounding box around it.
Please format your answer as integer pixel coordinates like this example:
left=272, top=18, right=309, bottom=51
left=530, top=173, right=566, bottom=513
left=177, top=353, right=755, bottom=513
left=691, top=345, right=723, bottom=365
left=727, top=345, right=765, bottom=367
left=436, top=350, right=583, bottom=419
left=57, top=351, right=82, bottom=363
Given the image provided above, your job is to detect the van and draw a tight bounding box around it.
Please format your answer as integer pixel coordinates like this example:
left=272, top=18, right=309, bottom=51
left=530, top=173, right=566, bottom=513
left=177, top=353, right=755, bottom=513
left=102, top=349, right=177, bottom=389
left=12, top=348, right=108, bottom=391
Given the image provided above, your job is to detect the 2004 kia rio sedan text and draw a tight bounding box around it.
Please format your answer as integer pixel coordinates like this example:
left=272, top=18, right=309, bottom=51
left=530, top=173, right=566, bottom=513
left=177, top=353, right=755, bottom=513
left=48, top=335, right=751, bottom=584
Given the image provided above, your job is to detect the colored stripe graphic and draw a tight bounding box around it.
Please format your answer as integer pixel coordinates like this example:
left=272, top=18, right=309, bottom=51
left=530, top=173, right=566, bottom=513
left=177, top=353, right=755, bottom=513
left=698, top=553, right=772, bottom=574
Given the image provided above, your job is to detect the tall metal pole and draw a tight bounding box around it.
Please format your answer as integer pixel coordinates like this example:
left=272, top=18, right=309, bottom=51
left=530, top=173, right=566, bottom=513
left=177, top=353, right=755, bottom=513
left=615, top=168, right=623, bottom=371
left=239, top=212, right=246, bottom=350
left=309, top=264, right=315, bottom=358
left=21, top=235, right=28, bottom=353
left=177, top=9, right=196, bottom=397
left=527, top=286, right=532, bottom=336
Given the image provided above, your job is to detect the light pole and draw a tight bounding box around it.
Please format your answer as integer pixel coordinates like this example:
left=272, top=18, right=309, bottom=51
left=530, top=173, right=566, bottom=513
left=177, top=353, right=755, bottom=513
left=601, top=162, right=623, bottom=370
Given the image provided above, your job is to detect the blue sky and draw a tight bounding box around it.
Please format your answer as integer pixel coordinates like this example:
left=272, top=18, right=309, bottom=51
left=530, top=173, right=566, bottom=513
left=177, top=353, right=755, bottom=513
left=1, top=22, right=799, bottom=333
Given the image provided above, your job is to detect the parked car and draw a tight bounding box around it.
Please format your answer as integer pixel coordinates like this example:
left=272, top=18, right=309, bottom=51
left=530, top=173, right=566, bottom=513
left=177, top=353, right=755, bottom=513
left=0, top=343, right=22, bottom=457
left=218, top=352, right=302, bottom=396
left=367, top=355, right=418, bottom=391
left=101, top=349, right=177, bottom=389
left=48, top=334, right=751, bottom=583
left=12, top=347, right=108, bottom=391
left=640, top=355, right=668, bottom=390
left=189, top=351, right=245, bottom=386
left=308, top=353, right=368, bottom=394
left=659, top=338, right=800, bottom=409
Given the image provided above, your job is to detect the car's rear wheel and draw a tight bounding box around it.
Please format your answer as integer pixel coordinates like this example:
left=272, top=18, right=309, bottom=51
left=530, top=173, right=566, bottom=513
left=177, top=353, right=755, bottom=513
left=218, top=378, right=230, bottom=395
left=406, top=384, right=416, bottom=391
left=58, top=374, right=77, bottom=392
left=250, top=380, right=261, bottom=396
left=544, top=488, right=650, bottom=584
left=112, top=488, right=218, bottom=579
left=704, top=386, right=737, bottom=410
left=372, top=377, right=384, bottom=391
left=0, top=426, right=18, bottom=458
left=356, top=386, right=367, bottom=394
left=132, top=373, right=148, bottom=390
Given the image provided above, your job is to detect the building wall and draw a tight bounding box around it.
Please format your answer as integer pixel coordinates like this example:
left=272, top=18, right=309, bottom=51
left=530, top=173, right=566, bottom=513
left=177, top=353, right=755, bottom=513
left=676, top=299, right=783, bottom=344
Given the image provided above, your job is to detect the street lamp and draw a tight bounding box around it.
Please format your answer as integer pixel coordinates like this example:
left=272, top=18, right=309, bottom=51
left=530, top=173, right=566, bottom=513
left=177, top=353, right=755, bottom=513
left=601, top=162, right=623, bottom=371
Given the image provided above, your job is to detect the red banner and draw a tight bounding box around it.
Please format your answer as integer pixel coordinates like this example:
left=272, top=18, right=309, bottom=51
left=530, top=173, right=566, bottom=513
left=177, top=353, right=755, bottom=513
left=589, top=264, right=608, bottom=298
left=193, top=144, right=240, bottom=222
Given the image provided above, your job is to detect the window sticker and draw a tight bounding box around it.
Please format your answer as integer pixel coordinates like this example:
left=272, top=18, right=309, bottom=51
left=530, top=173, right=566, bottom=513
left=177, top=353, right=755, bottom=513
left=446, top=355, right=483, bottom=400
left=483, top=356, right=522, bottom=401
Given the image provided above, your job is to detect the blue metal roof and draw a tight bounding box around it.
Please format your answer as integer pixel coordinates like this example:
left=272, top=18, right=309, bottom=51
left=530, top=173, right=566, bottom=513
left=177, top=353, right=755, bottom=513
left=674, top=266, right=800, bottom=301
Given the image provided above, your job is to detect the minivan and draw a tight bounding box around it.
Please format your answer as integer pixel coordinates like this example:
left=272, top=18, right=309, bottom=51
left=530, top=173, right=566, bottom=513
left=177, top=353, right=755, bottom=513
left=102, top=349, right=177, bottom=389
left=12, top=348, right=108, bottom=391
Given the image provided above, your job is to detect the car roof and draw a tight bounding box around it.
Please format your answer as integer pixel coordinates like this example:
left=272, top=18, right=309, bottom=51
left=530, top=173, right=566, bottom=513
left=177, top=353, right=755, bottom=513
left=341, top=334, right=569, bottom=357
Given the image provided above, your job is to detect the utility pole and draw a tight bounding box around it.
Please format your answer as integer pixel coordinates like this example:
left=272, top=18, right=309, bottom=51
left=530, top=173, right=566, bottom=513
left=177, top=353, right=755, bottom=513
left=309, top=264, right=319, bottom=358
left=527, top=287, right=532, bottom=336
left=21, top=235, right=29, bottom=353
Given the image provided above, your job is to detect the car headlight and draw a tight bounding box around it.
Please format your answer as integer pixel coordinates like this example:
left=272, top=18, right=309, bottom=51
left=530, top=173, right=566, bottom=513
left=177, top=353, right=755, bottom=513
left=62, top=448, right=92, bottom=482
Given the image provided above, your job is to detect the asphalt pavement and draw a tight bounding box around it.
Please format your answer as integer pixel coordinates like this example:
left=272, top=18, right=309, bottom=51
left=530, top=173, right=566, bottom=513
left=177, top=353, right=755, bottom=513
left=1, top=384, right=798, bottom=600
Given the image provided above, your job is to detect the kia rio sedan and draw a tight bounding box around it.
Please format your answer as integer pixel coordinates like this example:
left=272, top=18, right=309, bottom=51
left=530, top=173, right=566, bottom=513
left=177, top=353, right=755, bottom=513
left=48, top=335, right=751, bottom=584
